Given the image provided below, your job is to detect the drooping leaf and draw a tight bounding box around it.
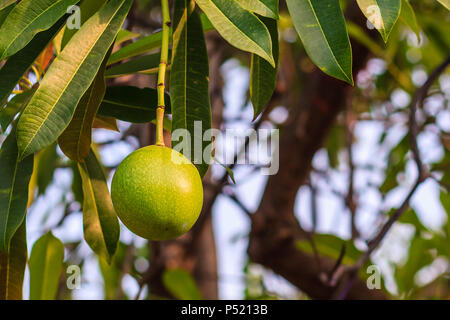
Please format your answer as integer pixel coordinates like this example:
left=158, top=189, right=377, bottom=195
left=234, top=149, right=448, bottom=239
left=78, top=149, right=120, bottom=264
left=29, top=231, right=64, bottom=300
left=36, top=142, right=57, bottom=195
left=250, top=16, right=278, bottom=119
left=93, top=116, right=119, bottom=132
left=60, top=0, right=106, bottom=50
left=286, top=0, right=353, bottom=84
left=356, top=0, right=401, bottom=42
left=0, top=221, right=27, bottom=300
left=98, top=86, right=171, bottom=123
left=58, top=47, right=111, bottom=162
left=162, top=268, right=202, bottom=300
left=171, top=2, right=212, bottom=177
left=107, top=13, right=214, bottom=65
left=0, top=16, right=66, bottom=108
left=105, top=52, right=162, bottom=78
left=0, top=0, right=80, bottom=60
left=236, top=0, right=278, bottom=19
left=436, top=0, right=450, bottom=10
left=195, top=0, right=275, bottom=66
left=0, top=129, right=34, bottom=254
left=399, top=0, right=420, bottom=42
left=99, top=241, right=127, bottom=300
left=0, top=87, right=37, bottom=132
left=16, top=0, right=133, bottom=160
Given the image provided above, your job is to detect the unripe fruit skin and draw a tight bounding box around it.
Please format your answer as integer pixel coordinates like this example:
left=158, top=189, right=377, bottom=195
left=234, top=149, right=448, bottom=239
left=111, top=145, right=203, bottom=240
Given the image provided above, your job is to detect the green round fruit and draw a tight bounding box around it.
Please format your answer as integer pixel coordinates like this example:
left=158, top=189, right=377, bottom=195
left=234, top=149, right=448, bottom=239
left=111, top=145, right=203, bottom=240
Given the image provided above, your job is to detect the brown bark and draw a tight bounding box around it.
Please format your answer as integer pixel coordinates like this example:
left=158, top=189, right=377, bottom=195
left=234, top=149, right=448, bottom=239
left=247, top=3, right=387, bottom=299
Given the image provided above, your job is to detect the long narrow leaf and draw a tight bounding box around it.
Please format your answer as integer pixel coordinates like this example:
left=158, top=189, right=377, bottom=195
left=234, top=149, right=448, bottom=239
left=286, top=0, right=353, bottom=84
left=78, top=149, right=119, bottom=264
left=17, top=0, right=133, bottom=160
left=0, top=128, right=34, bottom=254
left=236, top=0, right=278, bottom=19
left=0, top=221, right=27, bottom=300
left=29, top=231, right=64, bottom=300
left=0, top=0, right=79, bottom=59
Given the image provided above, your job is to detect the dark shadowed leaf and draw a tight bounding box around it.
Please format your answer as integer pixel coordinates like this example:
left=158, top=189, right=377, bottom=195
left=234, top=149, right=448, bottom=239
left=0, top=221, right=27, bottom=300
left=78, top=149, right=119, bottom=264
left=162, top=268, right=202, bottom=300
left=356, top=0, right=401, bottom=42
left=0, top=128, right=34, bottom=254
left=29, top=231, right=64, bottom=300
left=250, top=16, right=278, bottom=119
left=171, top=2, right=212, bottom=177
left=0, top=0, right=79, bottom=59
left=0, top=87, right=37, bottom=132
left=16, top=0, right=133, bottom=160
left=98, top=86, right=171, bottom=123
left=93, top=116, right=119, bottom=132
left=36, top=142, right=57, bottom=195
left=286, top=0, right=353, bottom=84
left=105, top=52, right=161, bottom=78
left=0, top=2, right=14, bottom=27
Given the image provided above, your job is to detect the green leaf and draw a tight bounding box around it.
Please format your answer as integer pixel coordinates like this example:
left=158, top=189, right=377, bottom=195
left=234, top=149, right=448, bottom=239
left=0, top=16, right=66, bottom=108
left=0, top=87, right=37, bottom=132
left=36, top=142, right=57, bottom=195
left=250, top=16, right=278, bottom=119
left=0, top=128, right=34, bottom=254
left=107, top=13, right=214, bottom=65
left=0, top=0, right=80, bottom=60
left=99, top=241, right=127, bottom=300
left=98, top=86, right=171, bottom=123
left=399, top=0, right=420, bottom=42
left=105, top=52, right=161, bottom=78
left=29, top=231, right=64, bottom=300
left=195, top=0, right=274, bottom=66
left=295, top=234, right=363, bottom=265
left=236, top=0, right=278, bottom=19
left=78, top=149, right=120, bottom=264
left=16, top=0, right=133, bottom=160
left=396, top=208, right=427, bottom=231
left=58, top=47, right=111, bottom=162
left=162, top=268, right=202, bottom=300
left=0, top=2, right=14, bottom=27
left=115, top=29, right=140, bottom=45
left=93, top=116, right=119, bottom=132
left=0, top=0, right=16, bottom=11
left=0, top=220, right=27, bottom=300
left=286, top=0, right=353, bottom=84
left=60, top=0, right=106, bottom=50
left=356, top=0, right=401, bottom=42
left=436, top=0, right=450, bottom=10
left=171, top=2, right=212, bottom=178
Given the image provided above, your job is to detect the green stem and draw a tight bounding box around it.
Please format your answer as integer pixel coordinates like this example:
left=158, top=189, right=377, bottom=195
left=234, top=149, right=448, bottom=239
left=155, top=0, right=171, bottom=146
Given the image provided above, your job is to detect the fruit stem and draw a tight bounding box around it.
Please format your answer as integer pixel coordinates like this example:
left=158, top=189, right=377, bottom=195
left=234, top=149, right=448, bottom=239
left=155, top=0, right=170, bottom=147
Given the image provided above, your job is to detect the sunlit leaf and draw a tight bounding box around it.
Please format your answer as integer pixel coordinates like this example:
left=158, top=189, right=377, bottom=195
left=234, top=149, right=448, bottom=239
left=78, top=149, right=120, bottom=264
left=356, top=0, right=401, bottom=42
left=436, top=0, right=450, bottom=10
left=17, top=0, right=133, bottom=160
left=236, top=0, right=278, bottom=19
left=195, top=0, right=274, bottom=66
left=29, top=231, right=64, bottom=300
left=171, top=1, right=212, bottom=177
left=0, top=2, right=14, bottom=27
left=93, top=116, right=119, bottom=132
left=0, top=16, right=66, bottom=108
left=250, top=16, right=278, bottom=119
left=0, top=221, right=27, bottom=300
left=0, top=0, right=79, bottom=59
left=286, top=0, right=353, bottom=84
left=58, top=47, right=111, bottom=162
